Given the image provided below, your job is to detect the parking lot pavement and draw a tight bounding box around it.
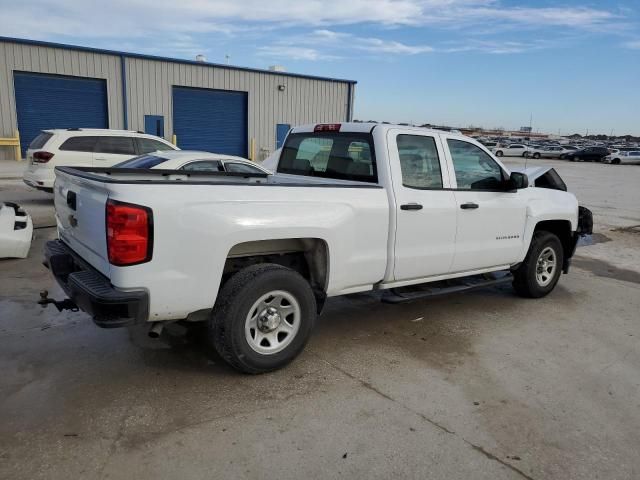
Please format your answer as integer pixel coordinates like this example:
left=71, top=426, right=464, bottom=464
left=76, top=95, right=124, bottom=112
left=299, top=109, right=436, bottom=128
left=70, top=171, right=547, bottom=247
left=1, top=160, right=640, bottom=480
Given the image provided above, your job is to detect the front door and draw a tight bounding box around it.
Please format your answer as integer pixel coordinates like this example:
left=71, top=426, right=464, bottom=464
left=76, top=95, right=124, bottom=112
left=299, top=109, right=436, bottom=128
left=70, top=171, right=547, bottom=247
left=444, top=137, right=527, bottom=272
left=144, top=115, right=165, bottom=138
left=390, top=130, right=458, bottom=282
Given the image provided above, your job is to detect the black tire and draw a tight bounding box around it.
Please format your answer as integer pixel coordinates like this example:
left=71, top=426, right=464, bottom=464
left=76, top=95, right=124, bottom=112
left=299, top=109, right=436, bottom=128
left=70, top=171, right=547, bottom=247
left=522, top=152, right=529, bottom=158
left=512, top=231, right=564, bottom=298
left=209, top=263, right=317, bottom=374
left=495, top=150, right=503, bottom=157
left=612, top=158, right=621, bottom=165
left=533, top=153, right=541, bottom=159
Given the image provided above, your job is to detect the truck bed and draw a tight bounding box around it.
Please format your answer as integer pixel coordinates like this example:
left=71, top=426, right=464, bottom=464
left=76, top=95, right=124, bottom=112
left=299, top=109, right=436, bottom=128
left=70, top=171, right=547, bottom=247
left=55, top=166, right=383, bottom=188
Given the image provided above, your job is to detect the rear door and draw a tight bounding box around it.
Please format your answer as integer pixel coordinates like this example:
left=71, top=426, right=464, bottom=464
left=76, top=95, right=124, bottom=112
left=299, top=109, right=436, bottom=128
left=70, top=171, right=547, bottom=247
left=389, top=130, right=458, bottom=281
left=56, top=136, right=99, bottom=167
left=94, top=136, right=137, bottom=166
left=443, top=137, right=527, bottom=272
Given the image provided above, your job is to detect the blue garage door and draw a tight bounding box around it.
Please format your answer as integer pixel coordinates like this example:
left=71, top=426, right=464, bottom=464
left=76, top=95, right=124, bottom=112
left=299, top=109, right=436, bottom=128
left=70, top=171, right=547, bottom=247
left=172, top=86, right=248, bottom=156
left=13, top=72, right=108, bottom=155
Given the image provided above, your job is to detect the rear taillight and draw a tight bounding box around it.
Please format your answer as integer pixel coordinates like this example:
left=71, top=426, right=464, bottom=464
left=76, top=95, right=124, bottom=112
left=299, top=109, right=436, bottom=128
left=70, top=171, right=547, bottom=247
left=33, top=151, right=54, bottom=163
left=314, top=123, right=341, bottom=132
left=106, top=200, right=153, bottom=266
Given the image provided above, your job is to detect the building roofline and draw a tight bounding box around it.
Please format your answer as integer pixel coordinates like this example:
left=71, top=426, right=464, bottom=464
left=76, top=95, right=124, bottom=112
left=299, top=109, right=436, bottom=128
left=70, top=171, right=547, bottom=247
left=0, top=36, right=357, bottom=85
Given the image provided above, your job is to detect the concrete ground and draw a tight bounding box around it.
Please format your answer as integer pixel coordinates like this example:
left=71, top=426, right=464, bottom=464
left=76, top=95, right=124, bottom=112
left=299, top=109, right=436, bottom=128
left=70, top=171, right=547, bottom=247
left=1, top=158, right=639, bottom=480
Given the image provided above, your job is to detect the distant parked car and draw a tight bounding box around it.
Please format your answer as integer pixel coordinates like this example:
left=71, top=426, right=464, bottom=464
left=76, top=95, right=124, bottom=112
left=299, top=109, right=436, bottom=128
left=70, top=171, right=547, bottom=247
left=115, top=150, right=272, bottom=174
left=565, top=147, right=609, bottom=162
left=528, top=146, right=566, bottom=159
left=603, top=151, right=640, bottom=165
left=23, top=129, right=178, bottom=192
left=492, top=144, right=531, bottom=157
left=558, top=146, right=578, bottom=159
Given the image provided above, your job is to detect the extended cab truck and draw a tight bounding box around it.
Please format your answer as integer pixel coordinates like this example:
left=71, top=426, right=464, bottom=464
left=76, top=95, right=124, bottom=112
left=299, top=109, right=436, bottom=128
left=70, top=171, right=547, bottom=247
left=42, top=123, right=592, bottom=373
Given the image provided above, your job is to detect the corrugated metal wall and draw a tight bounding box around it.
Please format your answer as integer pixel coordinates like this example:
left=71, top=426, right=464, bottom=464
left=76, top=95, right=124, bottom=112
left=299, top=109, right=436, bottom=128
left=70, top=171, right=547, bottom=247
left=125, top=57, right=350, bottom=158
left=0, top=40, right=353, bottom=161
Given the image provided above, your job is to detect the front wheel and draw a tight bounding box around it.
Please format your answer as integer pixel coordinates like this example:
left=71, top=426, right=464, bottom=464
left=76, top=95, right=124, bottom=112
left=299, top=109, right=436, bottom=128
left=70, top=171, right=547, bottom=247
left=495, top=150, right=503, bottom=157
left=209, top=264, right=317, bottom=373
left=533, top=153, right=541, bottom=159
left=512, top=231, right=564, bottom=298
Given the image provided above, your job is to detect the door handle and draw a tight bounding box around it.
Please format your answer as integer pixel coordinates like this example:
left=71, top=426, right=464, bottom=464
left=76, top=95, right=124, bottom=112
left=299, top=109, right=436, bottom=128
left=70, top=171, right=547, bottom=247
left=460, top=202, right=479, bottom=210
left=400, top=203, right=423, bottom=211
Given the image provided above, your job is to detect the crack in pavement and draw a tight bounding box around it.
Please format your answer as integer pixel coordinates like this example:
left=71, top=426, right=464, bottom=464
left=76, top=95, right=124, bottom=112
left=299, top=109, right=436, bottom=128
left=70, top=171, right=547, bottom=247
left=314, top=353, right=536, bottom=480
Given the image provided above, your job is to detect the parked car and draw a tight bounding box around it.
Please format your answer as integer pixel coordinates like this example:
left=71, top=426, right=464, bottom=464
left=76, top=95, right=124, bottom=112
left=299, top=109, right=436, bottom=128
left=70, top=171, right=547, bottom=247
left=41, top=122, right=592, bottom=373
left=603, top=151, right=640, bottom=165
left=565, top=147, right=610, bottom=162
left=115, top=151, right=271, bottom=175
left=492, top=144, right=531, bottom=157
left=23, top=129, right=178, bottom=192
left=528, top=146, right=566, bottom=159
left=558, top=146, right=578, bottom=159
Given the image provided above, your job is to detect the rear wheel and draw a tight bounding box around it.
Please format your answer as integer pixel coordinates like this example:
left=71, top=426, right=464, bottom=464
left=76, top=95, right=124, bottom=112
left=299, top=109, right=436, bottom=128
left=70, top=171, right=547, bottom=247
left=533, top=152, right=541, bottom=159
left=512, top=231, right=563, bottom=298
left=495, top=150, right=503, bottom=157
left=522, top=152, right=529, bottom=158
left=209, top=264, right=317, bottom=374
left=612, top=158, right=621, bottom=165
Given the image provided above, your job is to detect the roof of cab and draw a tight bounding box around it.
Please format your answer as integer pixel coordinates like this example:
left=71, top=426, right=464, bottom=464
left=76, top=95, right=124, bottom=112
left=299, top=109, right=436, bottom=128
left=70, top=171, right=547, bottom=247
left=290, top=122, right=456, bottom=136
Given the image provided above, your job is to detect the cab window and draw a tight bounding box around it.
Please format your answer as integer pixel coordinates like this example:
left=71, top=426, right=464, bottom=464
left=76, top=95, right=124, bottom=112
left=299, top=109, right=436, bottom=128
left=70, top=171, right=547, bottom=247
left=448, top=139, right=505, bottom=190
left=279, top=132, right=377, bottom=183
left=397, top=135, right=443, bottom=189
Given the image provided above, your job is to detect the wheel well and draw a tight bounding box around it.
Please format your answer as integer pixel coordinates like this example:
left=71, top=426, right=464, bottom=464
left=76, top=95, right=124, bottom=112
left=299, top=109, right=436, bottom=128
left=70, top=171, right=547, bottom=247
left=534, top=220, right=572, bottom=259
left=223, top=238, right=329, bottom=308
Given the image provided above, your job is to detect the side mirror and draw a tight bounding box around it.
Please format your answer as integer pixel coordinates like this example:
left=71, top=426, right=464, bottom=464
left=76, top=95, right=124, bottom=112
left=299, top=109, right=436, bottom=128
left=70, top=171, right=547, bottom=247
left=505, top=171, right=528, bottom=191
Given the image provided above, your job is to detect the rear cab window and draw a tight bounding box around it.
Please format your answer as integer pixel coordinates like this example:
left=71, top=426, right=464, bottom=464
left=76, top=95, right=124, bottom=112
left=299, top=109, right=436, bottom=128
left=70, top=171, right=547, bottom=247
left=278, top=132, right=377, bottom=183
left=28, top=132, right=53, bottom=150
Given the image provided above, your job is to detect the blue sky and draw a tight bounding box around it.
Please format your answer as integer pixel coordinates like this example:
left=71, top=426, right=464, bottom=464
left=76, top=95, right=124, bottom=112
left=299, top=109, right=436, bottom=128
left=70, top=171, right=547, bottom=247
left=1, top=0, right=639, bottom=135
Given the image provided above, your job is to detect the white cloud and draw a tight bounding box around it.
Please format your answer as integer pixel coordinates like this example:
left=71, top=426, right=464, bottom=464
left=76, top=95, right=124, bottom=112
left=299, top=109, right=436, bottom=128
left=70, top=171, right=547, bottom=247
left=257, top=46, right=340, bottom=61
left=623, top=40, right=640, bottom=49
left=0, top=0, right=621, bottom=40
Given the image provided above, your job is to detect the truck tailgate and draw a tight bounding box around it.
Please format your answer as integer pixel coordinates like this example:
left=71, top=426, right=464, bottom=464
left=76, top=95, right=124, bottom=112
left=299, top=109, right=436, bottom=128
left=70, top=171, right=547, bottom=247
left=54, top=169, right=111, bottom=277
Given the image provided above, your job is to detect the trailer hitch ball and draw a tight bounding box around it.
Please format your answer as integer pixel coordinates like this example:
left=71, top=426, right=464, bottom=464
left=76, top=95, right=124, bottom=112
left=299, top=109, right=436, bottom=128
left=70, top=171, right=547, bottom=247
left=38, top=290, right=79, bottom=312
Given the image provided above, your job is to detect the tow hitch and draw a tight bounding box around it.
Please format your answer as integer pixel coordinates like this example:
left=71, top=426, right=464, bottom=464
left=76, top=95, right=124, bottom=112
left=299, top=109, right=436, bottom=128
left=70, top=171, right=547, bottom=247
left=38, top=290, right=79, bottom=312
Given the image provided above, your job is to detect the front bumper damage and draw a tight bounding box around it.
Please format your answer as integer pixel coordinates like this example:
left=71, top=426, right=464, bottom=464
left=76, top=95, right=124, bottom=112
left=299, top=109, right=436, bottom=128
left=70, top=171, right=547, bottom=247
left=0, top=202, right=33, bottom=259
left=563, top=206, right=593, bottom=273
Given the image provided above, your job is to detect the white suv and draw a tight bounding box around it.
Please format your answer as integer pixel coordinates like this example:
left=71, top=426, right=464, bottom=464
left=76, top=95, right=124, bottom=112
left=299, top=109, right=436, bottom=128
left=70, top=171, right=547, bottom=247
left=23, top=129, right=178, bottom=192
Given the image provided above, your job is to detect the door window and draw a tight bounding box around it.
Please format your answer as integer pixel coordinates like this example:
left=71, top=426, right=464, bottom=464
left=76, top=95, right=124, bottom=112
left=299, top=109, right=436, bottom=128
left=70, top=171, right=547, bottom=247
left=397, top=135, right=443, bottom=189
left=59, top=136, right=99, bottom=152
left=137, top=138, right=174, bottom=154
left=96, top=136, right=136, bottom=155
left=448, top=139, right=505, bottom=190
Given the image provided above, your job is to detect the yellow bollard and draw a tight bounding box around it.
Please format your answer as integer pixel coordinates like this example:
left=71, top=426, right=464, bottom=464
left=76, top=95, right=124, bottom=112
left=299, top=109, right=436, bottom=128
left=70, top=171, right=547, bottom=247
left=171, top=134, right=177, bottom=146
left=14, top=130, right=21, bottom=161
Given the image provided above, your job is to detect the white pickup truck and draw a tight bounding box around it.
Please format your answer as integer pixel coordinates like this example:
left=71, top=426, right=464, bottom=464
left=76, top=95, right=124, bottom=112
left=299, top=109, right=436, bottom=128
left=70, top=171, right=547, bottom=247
left=41, top=123, right=592, bottom=373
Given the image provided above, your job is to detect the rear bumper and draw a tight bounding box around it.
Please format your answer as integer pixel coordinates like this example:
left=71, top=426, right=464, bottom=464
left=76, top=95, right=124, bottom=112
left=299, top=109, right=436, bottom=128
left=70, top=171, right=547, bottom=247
left=23, top=167, right=55, bottom=190
left=44, top=240, right=148, bottom=328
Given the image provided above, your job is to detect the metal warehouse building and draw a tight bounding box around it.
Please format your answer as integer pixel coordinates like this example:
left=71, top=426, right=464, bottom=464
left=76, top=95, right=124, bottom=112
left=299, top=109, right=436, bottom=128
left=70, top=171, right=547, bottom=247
left=0, top=37, right=355, bottom=161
